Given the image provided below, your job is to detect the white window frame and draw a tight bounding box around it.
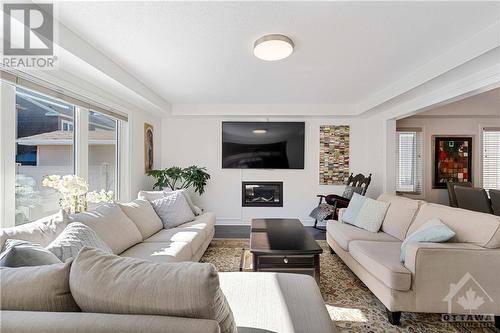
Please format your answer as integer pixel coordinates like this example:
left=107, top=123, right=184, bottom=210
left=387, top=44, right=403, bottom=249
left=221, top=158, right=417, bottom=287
left=482, top=127, right=500, bottom=191
left=0, top=84, right=127, bottom=227
left=396, top=128, right=424, bottom=196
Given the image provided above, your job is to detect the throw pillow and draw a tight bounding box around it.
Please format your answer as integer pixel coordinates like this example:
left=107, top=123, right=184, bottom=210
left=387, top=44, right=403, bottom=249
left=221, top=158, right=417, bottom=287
left=400, top=218, right=455, bottom=263
left=70, top=203, right=142, bottom=254
left=70, top=247, right=237, bottom=333
left=151, top=191, right=195, bottom=228
left=165, top=189, right=203, bottom=216
left=0, top=261, right=80, bottom=312
left=46, top=222, right=112, bottom=262
left=0, top=239, right=61, bottom=267
left=118, top=199, right=163, bottom=239
left=342, top=193, right=366, bottom=225
left=0, top=210, right=70, bottom=250
left=353, top=198, right=390, bottom=233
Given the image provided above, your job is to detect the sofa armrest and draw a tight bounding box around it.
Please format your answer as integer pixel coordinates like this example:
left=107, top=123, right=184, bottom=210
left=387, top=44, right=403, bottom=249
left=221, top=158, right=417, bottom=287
left=337, top=208, right=346, bottom=222
left=0, top=311, right=220, bottom=333
left=404, top=242, right=500, bottom=314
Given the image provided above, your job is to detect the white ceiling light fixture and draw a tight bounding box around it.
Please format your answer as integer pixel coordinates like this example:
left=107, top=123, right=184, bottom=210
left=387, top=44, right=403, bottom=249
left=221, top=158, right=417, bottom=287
left=253, top=34, right=294, bottom=61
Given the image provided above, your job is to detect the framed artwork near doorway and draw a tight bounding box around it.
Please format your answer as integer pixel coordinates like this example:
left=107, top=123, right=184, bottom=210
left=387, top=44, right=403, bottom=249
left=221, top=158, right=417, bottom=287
left=144, top=123, right=154, bottom=173
left=433, top=136, right=472, bottom=189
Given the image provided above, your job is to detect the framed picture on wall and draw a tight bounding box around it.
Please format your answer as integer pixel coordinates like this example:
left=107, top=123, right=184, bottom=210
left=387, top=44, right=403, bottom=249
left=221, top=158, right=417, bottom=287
left=144, top=123, right=154, bottom=173
left=433, top=136, right=472, bottom=189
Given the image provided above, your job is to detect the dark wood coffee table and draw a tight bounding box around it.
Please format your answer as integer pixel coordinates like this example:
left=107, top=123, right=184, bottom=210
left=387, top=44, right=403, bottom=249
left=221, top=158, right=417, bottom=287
left=250, top=218, right=323, bottom=283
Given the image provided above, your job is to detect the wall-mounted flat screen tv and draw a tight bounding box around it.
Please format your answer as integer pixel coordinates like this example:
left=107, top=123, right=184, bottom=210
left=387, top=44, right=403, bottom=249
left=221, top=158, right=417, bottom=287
left=222, top=122, right=305, bottom=169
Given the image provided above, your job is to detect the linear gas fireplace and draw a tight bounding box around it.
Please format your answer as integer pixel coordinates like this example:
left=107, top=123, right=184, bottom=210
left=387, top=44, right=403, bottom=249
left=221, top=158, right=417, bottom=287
left=242, top=181, right=283, bottom=207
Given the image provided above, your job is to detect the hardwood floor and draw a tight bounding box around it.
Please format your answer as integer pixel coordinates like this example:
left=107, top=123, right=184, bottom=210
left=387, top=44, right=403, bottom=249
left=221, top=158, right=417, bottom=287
left=214, top=225, right=326, bottom=240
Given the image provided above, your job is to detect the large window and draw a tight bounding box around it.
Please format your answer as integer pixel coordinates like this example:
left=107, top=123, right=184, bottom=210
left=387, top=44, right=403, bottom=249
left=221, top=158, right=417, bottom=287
left=15, top=88, right=75, bottom=225
left=88, top=111, right=118, bottom=195
left=11, top=87, right=123, bottom=226
left=483, top=128, right=500, bottom=190
left=396, top=129, right=423, bottom=194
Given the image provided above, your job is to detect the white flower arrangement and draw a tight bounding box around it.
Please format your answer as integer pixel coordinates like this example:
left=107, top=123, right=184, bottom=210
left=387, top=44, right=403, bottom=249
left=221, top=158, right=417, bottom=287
left=42, top=175, right=114, bottom=214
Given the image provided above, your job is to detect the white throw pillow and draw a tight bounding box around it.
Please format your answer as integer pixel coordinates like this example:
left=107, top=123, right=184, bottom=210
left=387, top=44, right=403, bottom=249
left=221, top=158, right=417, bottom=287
left=46, top=223, right=112, bottom=262
left=165, top=189, right=202, bottom=216
left=151, top=191, right=195, bottom=228
left=118, top=199, right=163, bottom=239
left=353, top=198, right=390, bottom=233
left=0, top=210, right=70, bottom=250
left=70, top=247, right=237, bottom=333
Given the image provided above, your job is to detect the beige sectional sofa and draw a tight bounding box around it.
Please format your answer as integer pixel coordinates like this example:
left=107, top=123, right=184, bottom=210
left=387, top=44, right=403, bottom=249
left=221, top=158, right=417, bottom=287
left=327, top=194, right=500, bottom=326
left=1, top=194, right=335, bottom=333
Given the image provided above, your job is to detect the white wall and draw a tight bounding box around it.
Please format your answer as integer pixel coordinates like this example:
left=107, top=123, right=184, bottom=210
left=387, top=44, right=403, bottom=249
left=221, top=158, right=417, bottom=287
left=397, top=89, right=500, bottom=204
left=161, top=116, right=386, bottom=225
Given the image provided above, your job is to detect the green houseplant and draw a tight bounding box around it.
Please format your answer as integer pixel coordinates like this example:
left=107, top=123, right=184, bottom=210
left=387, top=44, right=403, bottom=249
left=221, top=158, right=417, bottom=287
left=147, top=166, right=210, bottom=195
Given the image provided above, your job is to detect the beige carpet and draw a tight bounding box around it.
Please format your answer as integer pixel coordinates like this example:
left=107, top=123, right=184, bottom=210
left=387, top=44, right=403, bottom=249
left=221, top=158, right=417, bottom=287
left=201, top=239, right=497, bottom=333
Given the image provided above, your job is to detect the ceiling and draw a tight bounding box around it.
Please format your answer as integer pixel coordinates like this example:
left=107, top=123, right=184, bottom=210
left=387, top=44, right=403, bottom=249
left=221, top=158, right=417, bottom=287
left=56, top=1, right=500, bottom=110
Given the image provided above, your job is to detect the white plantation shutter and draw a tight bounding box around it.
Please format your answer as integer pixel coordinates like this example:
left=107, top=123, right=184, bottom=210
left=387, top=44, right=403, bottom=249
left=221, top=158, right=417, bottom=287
left=396, top=129, right=423, bottom=194
left=483, top=128, right=500, bottom=190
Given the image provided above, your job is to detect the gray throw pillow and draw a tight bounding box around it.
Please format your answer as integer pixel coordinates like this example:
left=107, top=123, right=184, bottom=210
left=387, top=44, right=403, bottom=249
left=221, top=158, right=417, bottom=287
left=70, top=247, right=236, bottom=333
left=0, top=239, right=61, bottom=267
left=151, top=191, right=195, bottom=228
left=46, top=223, right=112, bottom=262
left=165, top=189, right=203, bottom=216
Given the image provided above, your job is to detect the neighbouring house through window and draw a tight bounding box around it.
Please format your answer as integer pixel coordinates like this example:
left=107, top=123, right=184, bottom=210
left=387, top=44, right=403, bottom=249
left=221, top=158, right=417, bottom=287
left=15, top=88, right=75, bottom=225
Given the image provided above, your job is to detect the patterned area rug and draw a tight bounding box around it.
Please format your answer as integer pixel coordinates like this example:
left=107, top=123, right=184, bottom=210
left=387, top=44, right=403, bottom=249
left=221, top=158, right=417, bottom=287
left=201, top=239, right=497, bottom=333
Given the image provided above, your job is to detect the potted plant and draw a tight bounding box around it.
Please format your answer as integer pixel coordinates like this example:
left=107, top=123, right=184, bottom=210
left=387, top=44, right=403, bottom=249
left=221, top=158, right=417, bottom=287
left=147, top=166, right=210, bottom=195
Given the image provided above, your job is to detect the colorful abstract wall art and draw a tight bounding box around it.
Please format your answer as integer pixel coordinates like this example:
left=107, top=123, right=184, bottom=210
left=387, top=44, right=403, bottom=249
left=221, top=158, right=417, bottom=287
left=433, top=136, right=472, bottom=188
left=319, top=125, right=350, bottom=185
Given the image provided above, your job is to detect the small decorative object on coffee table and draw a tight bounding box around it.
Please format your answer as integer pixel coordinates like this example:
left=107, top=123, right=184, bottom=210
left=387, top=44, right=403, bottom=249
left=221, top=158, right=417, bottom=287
left=249, top=218, right=323, bottom=284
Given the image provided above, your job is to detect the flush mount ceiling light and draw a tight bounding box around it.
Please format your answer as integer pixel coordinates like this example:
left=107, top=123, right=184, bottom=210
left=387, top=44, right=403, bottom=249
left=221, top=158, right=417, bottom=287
left=253, top=34, right=294, bottom=61
left=252, top=129, right=267, bottom=134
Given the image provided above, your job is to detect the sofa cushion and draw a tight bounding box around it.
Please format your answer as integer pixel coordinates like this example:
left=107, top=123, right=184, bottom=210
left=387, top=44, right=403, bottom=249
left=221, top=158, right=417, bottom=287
left=349, top=240, right=411, bottom=291
left=70, top=247, right=237, bottom=333
left=0, top=210, right=69, bottom=250
left=219, top=272, right=334, bottom=333
left=0, top=239, right=61, bottom=267
left=0, top=312, right=220, bottom=333
left=151, top=191, right=195, bottom=228
left=408, top=203, right=500, bottom=248
left=119, top=241, right=192, bottom=263
left=137, top=190, right=164, bottom=202
left=71, top=203, right=142, bottom=254
left=46, top=223, right=113, bottom=262
left=0, top=261, right=80, bottom=311
left=326, top=220, right=399, bottom=251
left=144, top=228, right=206, bottom=256
left=178, top=212, right=216, bottom=238
left=118, top=199, right=163, bottom=239
left=378, top=194, right=424, bottom=240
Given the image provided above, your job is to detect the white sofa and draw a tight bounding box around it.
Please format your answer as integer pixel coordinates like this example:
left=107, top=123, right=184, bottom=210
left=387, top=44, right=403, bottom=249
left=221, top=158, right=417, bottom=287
left=0, top=193, right=335, bottom=333
left=327, top=194, right=500, bottom=327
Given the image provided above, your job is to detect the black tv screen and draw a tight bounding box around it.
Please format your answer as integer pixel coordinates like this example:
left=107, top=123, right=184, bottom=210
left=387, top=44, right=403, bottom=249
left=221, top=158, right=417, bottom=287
left=222, top=122, right=305, bottom=169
